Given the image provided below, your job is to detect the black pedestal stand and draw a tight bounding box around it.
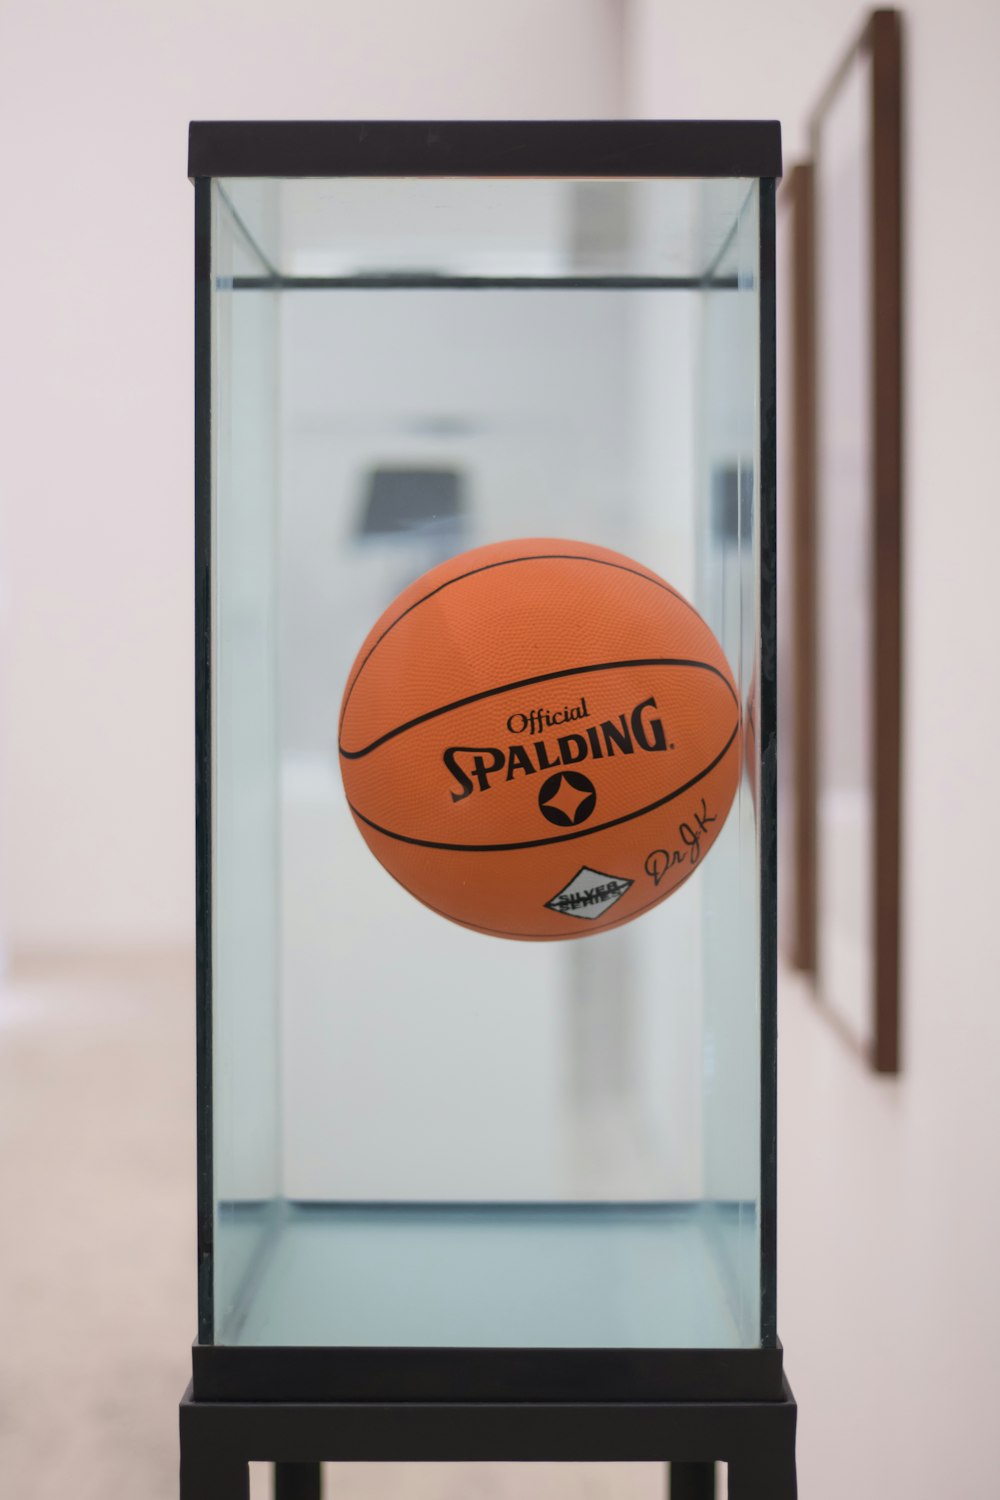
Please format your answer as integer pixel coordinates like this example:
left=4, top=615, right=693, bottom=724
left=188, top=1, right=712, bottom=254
left=179, top=1378, right=797, bottom=1500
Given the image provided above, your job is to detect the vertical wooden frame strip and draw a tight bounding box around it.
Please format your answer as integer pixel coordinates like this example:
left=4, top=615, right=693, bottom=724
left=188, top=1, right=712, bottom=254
left=807, top=9, right=903, bottom=1072
left=870, top=9, right=903, bottom=1073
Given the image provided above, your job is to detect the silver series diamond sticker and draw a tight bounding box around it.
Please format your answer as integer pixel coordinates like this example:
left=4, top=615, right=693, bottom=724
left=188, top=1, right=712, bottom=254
left=545, top=866, right=633, bottom=921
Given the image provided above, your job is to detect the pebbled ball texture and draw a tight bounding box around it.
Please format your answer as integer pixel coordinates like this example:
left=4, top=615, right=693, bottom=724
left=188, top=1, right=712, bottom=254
left=338, top=537, right=741, bottom=940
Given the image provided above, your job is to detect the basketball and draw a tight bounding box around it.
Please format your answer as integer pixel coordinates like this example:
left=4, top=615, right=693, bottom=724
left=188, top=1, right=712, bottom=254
left=338, top=538, right=741, bottom=940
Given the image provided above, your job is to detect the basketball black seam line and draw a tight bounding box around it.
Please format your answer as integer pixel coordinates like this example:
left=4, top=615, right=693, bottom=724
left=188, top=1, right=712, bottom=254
left=358, top=819, right=703, bottom=939
left=411, top=860, right=702, bottom=940
left=339, top=656, right=739, bottom=761
left=345, top=720, right=740, bottom=853
left=337, top=551, right=709, bottom=736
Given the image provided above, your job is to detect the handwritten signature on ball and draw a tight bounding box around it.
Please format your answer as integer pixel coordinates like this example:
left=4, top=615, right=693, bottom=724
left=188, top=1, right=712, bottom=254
left=645, top=798, right=718, bottom=884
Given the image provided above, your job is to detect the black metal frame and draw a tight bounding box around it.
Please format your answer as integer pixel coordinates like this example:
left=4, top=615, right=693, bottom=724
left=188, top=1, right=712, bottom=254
left=179, top=1381, right=797, bottom=1499
left=193, top=174, right=214, bottom=1349
left=191, top=120, right=783, bottom=1410
left=192, top=1340, right=785, bottom=1405
left=758, top=176, right=779, bottom=1349
left=189, top=119, right=781, bottom=181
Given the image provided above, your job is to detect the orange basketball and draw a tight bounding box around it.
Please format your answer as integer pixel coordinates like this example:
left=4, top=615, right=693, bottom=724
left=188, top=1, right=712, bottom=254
left=338, top=538, right=741, bottom=941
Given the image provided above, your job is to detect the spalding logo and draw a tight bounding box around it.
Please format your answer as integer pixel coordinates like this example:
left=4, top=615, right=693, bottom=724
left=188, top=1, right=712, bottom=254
left=537, top=770, right=597, bottom=827
left=443, top=696, right=670, bottom=804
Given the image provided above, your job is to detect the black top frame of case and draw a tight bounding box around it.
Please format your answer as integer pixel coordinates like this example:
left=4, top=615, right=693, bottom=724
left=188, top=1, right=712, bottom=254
left=189, top=118, right=781, bottom=181
left=191, top=119, right=782, bottom=1405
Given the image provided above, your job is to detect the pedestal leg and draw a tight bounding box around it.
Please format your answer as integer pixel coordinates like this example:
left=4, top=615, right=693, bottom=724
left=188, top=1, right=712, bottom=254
left=275, top=1462, right=322, bottom=1500
left=728, top=1446, right=797, bottom=1500
left=179, top=1450, right=249, bottom=1500
left=669, top=1461, right=716, bottom=1500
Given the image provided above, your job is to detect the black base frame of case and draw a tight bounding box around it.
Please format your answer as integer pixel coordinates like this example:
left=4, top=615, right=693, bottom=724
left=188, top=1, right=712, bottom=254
left=191, top=1340, right=785, bottom=1405
left=179, top=1375, right=797, bottom=1499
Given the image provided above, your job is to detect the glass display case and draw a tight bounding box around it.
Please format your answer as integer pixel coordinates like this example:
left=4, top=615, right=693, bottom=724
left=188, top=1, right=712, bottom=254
left=189, top=121, right=781, bottom=1404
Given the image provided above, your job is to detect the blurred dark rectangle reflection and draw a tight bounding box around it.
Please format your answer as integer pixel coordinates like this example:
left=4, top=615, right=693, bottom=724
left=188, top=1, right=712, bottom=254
left=358, top=465, right=467, bottom=539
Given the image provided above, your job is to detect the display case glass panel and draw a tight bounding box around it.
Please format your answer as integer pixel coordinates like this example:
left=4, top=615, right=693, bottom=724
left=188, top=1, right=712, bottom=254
left=193, top=124, right=779, bottom=1386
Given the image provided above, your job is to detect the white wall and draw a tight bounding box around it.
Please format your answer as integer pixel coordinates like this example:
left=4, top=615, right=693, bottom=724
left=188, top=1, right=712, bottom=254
left=626, top=2, right=1000, bottom=1497
left=0, top=0, right=624, bottom=953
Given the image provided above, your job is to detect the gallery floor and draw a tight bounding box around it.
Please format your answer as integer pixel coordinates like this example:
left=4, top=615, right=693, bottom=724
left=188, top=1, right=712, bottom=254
left=4, top=942, right=960, bottom=1500
left=0, top=952, right=700, bottom=1500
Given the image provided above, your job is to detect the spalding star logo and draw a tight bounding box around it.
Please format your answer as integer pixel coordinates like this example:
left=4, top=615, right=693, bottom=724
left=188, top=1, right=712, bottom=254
left=537, top=771, right=597, bottom=827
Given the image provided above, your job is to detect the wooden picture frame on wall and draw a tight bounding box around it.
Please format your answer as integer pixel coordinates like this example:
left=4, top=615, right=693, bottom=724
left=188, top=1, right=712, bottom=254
left=799, top=9, right=903, bottom=1073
